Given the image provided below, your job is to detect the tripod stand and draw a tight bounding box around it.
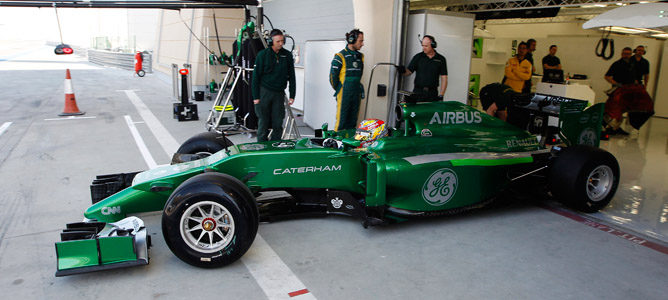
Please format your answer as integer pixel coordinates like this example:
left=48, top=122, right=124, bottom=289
left=205, top=65, right=301, bottom=140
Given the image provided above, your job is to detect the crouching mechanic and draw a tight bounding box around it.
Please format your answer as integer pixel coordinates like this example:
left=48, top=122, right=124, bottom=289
left=330, top=29, right=365, bottom=131
left=252, top=28, right=296, bottom=142
left=479, top=83, right=514, bottom=121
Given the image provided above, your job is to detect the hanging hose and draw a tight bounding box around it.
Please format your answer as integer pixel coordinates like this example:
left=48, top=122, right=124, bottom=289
left=263, top=14, right=274, bottom=30
left=53, top=4, right=64, bottom=45
left=179, top=11, right=215, bottom=56
left=212, top=10, right=224, bottom=57
left=595, top=27, right=614, bottom=60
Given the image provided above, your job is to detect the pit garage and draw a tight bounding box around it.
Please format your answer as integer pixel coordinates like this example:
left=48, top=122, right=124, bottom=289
left=0, top=1, right=667, bottom=299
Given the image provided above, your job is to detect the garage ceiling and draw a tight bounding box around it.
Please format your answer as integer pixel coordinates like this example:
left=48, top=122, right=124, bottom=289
left=409, top=0, right=665, bottom=22
left=0, top=0, right=258, bottom=9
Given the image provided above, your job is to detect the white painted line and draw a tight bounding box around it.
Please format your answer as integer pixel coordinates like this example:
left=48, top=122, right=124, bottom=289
left=242, top=235, right=315, bottom=300
left=123, top=90, right=314, bottom=299
left=124, top=115, right=157, bottom=169
left=44, top=116, right=97, bottom=121
left=0, top=122, right=12, bottom=137
left=121, top=90, right=180, bottom=158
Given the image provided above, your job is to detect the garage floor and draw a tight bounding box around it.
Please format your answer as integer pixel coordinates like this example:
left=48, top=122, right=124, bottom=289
left=1, top=44, right=667, bottom=299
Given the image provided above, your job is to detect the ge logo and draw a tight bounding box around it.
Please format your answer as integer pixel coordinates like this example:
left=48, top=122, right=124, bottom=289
left=578, top=128, right=596, bottom=146
left=422, top=168, right=458, bottom=206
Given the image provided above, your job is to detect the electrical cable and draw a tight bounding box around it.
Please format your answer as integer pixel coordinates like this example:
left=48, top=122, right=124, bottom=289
left=179, top=10, right=215, bottom=55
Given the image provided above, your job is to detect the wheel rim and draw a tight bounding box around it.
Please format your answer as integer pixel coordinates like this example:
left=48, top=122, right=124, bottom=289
left=586, top=165, right=614, bottom=202
left=180, top=200, right=235, bottom=253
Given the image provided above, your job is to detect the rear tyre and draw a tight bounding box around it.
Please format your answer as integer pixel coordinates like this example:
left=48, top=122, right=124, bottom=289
left=172, top=132, right=233, bottom=164
left=549, top=146, right=619, bottom=213
left=162, top=173, right=258, bottom=268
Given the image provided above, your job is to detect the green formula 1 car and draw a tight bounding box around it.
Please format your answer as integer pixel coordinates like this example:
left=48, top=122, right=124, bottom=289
left=55, top=96, right=619, bottom=276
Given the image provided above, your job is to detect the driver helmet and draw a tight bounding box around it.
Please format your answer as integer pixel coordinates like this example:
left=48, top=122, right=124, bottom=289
left=354, top=119, right=388, bottom=147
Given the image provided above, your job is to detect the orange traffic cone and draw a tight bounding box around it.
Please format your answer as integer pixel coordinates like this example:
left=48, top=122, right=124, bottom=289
left=59, top=69, right=85, bottom=116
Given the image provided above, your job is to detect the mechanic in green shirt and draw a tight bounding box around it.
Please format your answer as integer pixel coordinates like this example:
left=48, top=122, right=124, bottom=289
left=398, top=35, right=448, bottom=101
left=252, top=29, right=296, bottom=142
left=329, top=29, right=365, bottom=131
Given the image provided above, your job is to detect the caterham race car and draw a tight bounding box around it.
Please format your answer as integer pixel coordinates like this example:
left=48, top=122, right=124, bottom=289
left=54, top=96, right=619, bottom=276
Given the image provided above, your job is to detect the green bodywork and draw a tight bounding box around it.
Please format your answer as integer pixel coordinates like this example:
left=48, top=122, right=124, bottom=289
left=84, top=101, right=601, bottom=223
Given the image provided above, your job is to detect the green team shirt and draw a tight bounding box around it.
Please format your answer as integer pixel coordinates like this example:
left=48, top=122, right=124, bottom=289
left=251, top=47, right=296, bottom=99
left=329, top=47, right=364, bottom=92
left=407, top=52, right=448, bottom=88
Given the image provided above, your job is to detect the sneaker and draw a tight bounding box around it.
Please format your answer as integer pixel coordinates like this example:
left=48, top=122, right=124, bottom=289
left=613, top=128, right=630, bottom=135
left=600, top=129, right=611, bottom=140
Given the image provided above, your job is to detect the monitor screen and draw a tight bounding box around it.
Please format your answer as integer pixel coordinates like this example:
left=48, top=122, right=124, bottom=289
left=542, top=69, right=564, bottom=83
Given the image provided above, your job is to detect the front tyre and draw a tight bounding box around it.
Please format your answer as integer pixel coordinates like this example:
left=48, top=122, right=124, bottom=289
left=162, top=173, right=258, bottom=268
left=549, top=146, right=620, bottom=213
left=172, top=132, right=233, bottom=164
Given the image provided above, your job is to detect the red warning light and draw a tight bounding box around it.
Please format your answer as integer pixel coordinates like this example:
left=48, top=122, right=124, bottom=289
left=179, top=69, right=189, bottom=75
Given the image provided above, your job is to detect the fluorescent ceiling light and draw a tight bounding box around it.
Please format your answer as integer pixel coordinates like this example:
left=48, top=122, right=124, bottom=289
left=603, top=26, right=648, bottom=34
left=651, top=33, right=668, bottom=38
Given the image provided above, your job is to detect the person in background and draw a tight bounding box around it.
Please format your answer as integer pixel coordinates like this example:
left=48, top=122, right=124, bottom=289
left=602, top=47, right=654, bottom=136
left=542, top=45, right=562, bottom=72
left=522, top=38, right=537, bottom=93
left=479, top=82, right=515, bottom=121
left=631, top=45, right=649, bottom=89
left=329, top=29, right=365, bottom=131
left=397, top=35, right=448, bottom=101
left=503, top=41, right=532, bottom=93
left=251, top=29, right=296, bottom=142
left=604, top=47, right=635, bottom=88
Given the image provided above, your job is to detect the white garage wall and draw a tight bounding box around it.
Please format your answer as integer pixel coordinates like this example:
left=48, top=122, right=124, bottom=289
left=259, top=0, right=355, bottom=66
left=404, top=11, right=474, bottom=104
left=654, top=41, right=668, bottom=118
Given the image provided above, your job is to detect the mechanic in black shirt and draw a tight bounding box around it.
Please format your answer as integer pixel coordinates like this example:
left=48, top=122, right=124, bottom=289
left=631, top=45, right=650, bottom=88
left=541, top=45, right=562, bottom=73
left=397, top=35, right=448, bottom=101
left=604, top=47, right=636, bottom=87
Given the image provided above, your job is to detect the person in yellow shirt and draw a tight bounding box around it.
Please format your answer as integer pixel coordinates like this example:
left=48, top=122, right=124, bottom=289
left=503, top=42, right=532, bottom=93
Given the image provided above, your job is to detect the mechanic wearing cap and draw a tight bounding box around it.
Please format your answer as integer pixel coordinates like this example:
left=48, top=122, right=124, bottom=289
left=330, top=29, right=365, bottom=131
left=503, top=41, right=532, bottom=93
left=397, top=35, right=448, bottom=101
left=252, top=28, right=296, bottom=142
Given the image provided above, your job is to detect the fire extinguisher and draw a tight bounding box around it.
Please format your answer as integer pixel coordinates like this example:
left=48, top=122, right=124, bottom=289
left=134, top=52, right=145, bottom=77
